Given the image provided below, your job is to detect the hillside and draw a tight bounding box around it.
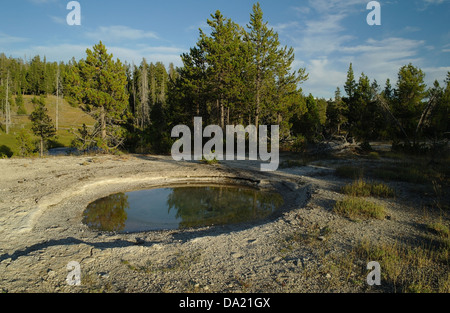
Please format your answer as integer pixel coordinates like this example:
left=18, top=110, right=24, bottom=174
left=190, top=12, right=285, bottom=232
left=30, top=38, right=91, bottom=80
left=0, top=95, right=95, bottom=156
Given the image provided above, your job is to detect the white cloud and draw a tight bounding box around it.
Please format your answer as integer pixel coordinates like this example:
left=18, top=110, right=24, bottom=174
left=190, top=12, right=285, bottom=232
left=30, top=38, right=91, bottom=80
left=339, top=37, right=425, bottom=88
left=28, top=0, right=58, bottom=4
left=0, top=32, right=28, bottom=45
left=10, top=43, right=185, bottom=67
left=422, top=66, right=450, bottom=86
left=292, top=6, right=311, bottom=15
left=424, top=0, right=446, bottom=4
left=417, top=0, right=449, bottom=10
left=12, top=43, right=90, bottom=62
left=269, top=21, right=300, bottom=33
left=277, top=0, right=442, bottom=98
left=85, top=25, right=159, bottom=43
left=302, top=57, right=347, bottom=98
left=107, top=45, right=185, bottom=66
left=307, top=0, right=368, bottom=14
left=49, top=15, right=66, bottom=25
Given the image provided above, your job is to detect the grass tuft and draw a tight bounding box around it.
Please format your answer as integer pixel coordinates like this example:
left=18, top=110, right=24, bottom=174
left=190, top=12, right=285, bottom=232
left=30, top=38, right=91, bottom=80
left=334, top=166, right=364, bottom=179
left=355, top=239, right=449, bottom=293
left=427, top=222, right=450, bottom=239
left=341, top=179, right=395, bottom=198
left=333, top=196, right=386, bottom=221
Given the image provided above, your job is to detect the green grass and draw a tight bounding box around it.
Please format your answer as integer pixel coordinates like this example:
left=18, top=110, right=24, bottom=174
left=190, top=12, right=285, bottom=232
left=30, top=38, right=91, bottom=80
left=427, top=222, right=450, bottom=239
left=279, top=159, right=308, bottom=168
left=355, top=239, right=449, bottom=293
left=333, top=196, right=387, bottom=221
left=341, top=179, right=395, bottom=198
left=201, top=156, right=220, bottom=165
left=335, top=158, right=449, bottom=188
left=366, top=151, right=380, bottom=159
left=334, top=166, right=364, bottom=179
left=0, top=95, right=94, bottom=157
left=370, top=164, right=426, bottom=184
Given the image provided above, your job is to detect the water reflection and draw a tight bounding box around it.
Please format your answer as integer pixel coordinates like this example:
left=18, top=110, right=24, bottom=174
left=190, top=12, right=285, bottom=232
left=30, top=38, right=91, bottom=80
left=82, top=193, right=130, bottom=232
left=83, top=186, right=284, bottom=233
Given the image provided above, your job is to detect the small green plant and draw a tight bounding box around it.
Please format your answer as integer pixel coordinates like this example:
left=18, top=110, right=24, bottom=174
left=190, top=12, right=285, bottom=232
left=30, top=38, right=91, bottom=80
left=427, top=222, right=449, bottom=238
left=292, top=135, right=307, bottom=152
left=335, top=166, right=364, bottom=179
left=341, top=179, right=395, bottom=198
left=0, top=145, right=14, bottom=158
left=333, top=197, right=386, bottom=221
left=367, top=151, right=380, bottom=159
left=354, top=239, right=450, bottom=293
left=280, top=159, right=308, bottom=168
left=15, top=129, right=35, bottom=157
left=201, top=156, right=219, bottom=165
left=201, top=150, right=219, bottom=165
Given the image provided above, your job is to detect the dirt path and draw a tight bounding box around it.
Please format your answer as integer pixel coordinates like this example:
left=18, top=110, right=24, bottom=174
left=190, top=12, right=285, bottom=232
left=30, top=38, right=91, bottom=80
left=0, top=153, right=445, bottom=293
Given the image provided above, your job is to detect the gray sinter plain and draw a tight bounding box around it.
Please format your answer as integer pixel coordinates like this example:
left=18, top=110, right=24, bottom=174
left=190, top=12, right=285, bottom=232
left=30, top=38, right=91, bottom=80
left=82, top=185, right=284, bottom=233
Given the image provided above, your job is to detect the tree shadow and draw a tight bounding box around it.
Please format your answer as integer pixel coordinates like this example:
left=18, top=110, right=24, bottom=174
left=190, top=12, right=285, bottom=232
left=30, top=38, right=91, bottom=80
left=0, top=145, right=13, bottom=158
left=0, top=237, right=162, bottom=263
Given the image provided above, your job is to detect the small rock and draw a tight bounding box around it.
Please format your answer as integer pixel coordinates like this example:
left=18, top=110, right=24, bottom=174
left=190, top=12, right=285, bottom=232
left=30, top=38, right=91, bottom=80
left=297, top=258, right=306, bottom=268
left=272, top=256, right=282, bottom=263
left=203, top=286, right=210, bottom=291
left=325, top=273, right=331, bottom=279
left=47, top=270, right=56, bottom=278
left=231, top=252, right=243, bottom=259
left=135, top=237, right=145, bottom=245
left=99, top=272, right=110, bottom=279
left=317, top=236, right=326, bottom=241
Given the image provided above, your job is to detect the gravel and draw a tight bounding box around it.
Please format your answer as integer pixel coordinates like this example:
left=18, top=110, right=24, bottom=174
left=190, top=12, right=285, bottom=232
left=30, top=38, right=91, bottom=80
left=0, top=153, right=442, bottom=293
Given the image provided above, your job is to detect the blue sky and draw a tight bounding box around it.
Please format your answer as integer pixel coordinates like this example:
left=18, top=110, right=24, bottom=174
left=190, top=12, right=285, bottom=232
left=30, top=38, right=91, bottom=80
left=0, top=0, right=449, bottom=99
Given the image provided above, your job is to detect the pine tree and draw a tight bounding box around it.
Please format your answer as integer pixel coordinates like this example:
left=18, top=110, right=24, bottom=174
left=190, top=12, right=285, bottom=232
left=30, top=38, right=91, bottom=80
left=393, top=63, right=426, bottom=145
left=326, top=87, right=347, bottom=136
left=65, top=41, right=129, bottom=150
left=344, top=63, right=357, bottom=99
left=16, top=88, right=26, bottom=115
left=292, top=94, right=321, bottom=141
left=245, top=2, right=282, bottom=129
left=15, top=129, right=35, bottom=157
left=30, top=96, right=56, bottom=157
left=383, top=78, right=393, bottom=101
left=136, top=58, right=150, bottom=129
left=199, top=10, right=245, bottom=128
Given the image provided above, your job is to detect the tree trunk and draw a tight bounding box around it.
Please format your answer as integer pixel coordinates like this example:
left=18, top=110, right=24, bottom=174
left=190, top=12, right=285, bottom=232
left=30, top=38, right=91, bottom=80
left=255, top=101, right=259, bottom=131
left=255, top=75, right=261, bottom=132
left=140, top=62, right=149, bottom=128
left=40, top=137, right=44, bottom=158
left=56, top=68, right=59, bottom=131
left=5, top=71, right=10, bottom=135
left=220, top=100, right=225, bottom=129
left=101, top=106, right=107, bottom=142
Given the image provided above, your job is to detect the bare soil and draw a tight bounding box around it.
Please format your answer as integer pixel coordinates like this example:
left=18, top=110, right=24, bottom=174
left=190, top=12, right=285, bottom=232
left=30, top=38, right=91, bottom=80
left=0, top=151, right=447, bottom=293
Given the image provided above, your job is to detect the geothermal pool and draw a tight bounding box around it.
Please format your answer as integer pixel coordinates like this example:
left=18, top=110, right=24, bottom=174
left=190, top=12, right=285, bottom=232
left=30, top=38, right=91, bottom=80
left=83, top=185, right=284, bottom=233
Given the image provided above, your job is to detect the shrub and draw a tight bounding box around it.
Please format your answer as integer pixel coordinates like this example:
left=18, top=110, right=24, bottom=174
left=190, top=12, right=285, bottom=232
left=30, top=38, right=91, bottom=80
left=333, top=196, right=386, bottom=220
left=427, top=222, right=449, bottom=238
left=16, top=129, right=35, bottom=157
left=335, top=166, right=364, bottom=179
left=341, top=179, right=395, bottom=198
left=0, top=145, right=13, bottom=158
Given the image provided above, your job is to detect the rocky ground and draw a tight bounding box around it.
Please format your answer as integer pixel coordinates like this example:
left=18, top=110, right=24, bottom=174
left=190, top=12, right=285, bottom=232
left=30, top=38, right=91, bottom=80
left=0, top=150, right=448, bottom=293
